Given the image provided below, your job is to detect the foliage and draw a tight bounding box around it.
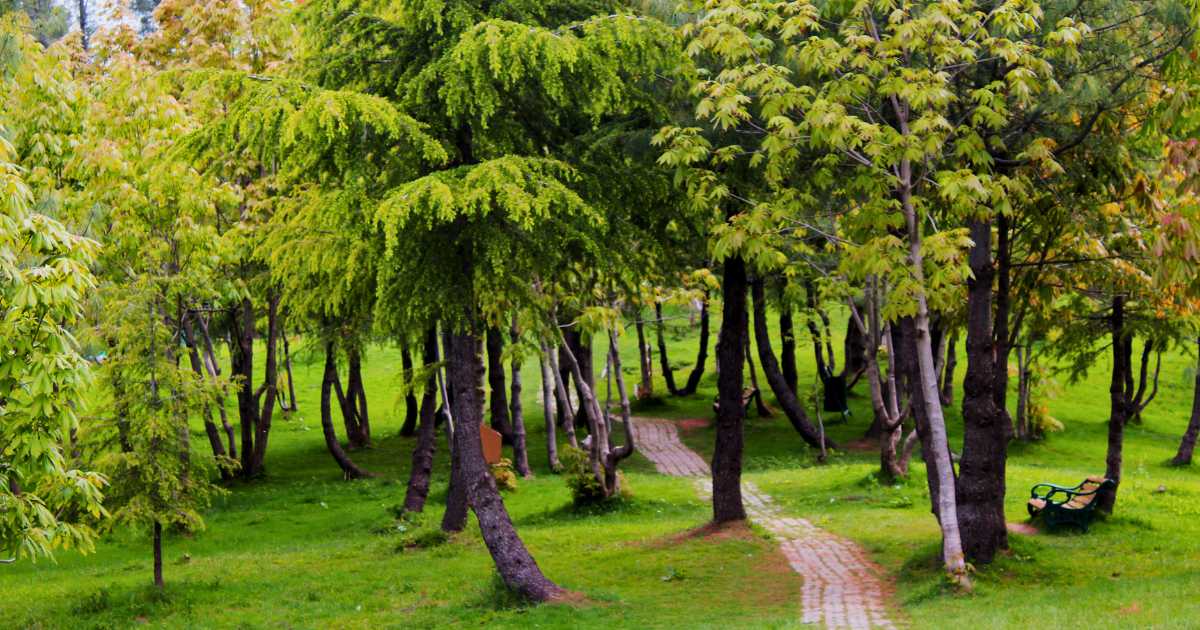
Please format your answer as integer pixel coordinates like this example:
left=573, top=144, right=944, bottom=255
left=561, top=444, right=627, bottom=505
left=489, top=458, right=518, bottom=492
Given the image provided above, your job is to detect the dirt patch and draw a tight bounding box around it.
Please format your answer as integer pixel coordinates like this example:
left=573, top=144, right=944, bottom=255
left=642, top=520, right=756, bottom=549
left=677, top=418, right=711, bottom=433
left=1118, top=602, right=1142, bottom=615
left=1007, top=521, right=1040, bottom=536
left=842, top=437, right=878, bottom=453
left=546, top=589, right=594, bottom=607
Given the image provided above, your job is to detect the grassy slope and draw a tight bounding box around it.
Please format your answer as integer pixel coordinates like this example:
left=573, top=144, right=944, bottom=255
left=5, top=307, right=1200, bottom=628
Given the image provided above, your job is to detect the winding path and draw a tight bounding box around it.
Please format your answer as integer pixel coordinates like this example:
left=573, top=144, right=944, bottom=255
left=632, top=417, right=897, bottom=630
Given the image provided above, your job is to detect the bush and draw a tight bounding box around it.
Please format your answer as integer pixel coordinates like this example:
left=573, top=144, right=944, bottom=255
left=561, top=445, right=626, bottom=506
left=490, top=458, right=518, bottom=492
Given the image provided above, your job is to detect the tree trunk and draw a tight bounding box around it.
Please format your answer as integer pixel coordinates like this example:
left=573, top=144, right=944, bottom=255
left=182, top=315, right=228, bottom=477
left=842, top=312, right=868, bottom=387
left=280, top=321, right=297, bottom=412
left=249, top=293, right=281, bottom=476
left=441, top=332, right=469, bottom=533
left=404, top=328, right=440, bottom=512
left=779, top=303, right=798, bottom=395
left=197, top=315, right=236, bottom=458
left=654, top=302, right=681, bottom=395
left=486, top=327, right=515, bottom=443
left=1097, top=295, right=1130, bottom=513
left=1172, top=340, right=1200, bottom=466
left=956, top=219, right=1008, bottom=564
left=320, top=342, right=371, bottom=480
left=153, top=521, right=163, bottom=589
left=510, top=321, right=531, bottom=477
left=712, top=256, right=748, bottom=523
left=750, top=281, right=836, bottom=450
left=399, top=343, right=419, bottom=437
left=680, top=297, right=710, bottom=395
left=635, top=315, right=654, bottom=399
left=539, top=346, right=561, bottom=471
left=546, top=343, right=578, bottom=449
left=743, top=329, right=771, bottom=417
left=940, top=331, right=958, bottom=406
left=345, top=347, right=370, bottom=446
left=566, top=330, right=594, bottom=429
left=445, top=328, right=563, bottom=602
left=231, top=299, right=257, bottom=477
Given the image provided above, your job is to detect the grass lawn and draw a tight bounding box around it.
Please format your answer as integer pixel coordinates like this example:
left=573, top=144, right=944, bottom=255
left=4, top=308, right=1200, bottom=628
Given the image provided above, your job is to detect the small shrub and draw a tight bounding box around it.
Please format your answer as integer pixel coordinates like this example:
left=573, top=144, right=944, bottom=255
left=561, top=445, right=627, bottom=506
left=491, top=458, right=518, bottom=492
left=73, top=588, right=111, bottom=614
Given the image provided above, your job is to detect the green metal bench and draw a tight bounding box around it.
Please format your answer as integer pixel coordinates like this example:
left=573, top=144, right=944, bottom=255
left=1027, top=476, right=1114, bottom=532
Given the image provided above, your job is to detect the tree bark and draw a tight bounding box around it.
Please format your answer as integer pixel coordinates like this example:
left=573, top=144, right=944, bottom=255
left=1172, top=340, right=1200, bottom=466
left=196, top=315, right=236, bottom=458
left=230, top=299, right=257, bottom=477
left=956, top=219, right=1008, bottom=564
left=182, top=314, right=228, bottom=478
left=546, top=343, right=578, bottom=449
left=509, top=321, right=531, bottom=477
left=750, top=281, right=836, bottom=449
left=940, top=331, right=958, bottom=406
left=249, top=293, right=281, bottom=476
left=779, top=302, right=798, bottom=395
left=445, top=328, right=563, bottom=601
left=539, top=345, right=561, bottom=471
left=712, top=256, right=748, bottom=523
left=680, top=297, right=710, bottom=395
left=635, top=315, right=654, bottom=399
left=280, top=321, right=297, bottom=412
left=320, top=342, right=371, bottom=480
left=1097, top=296, right=1131, bottom=513
left=441, top=332, right=469, bottom=533
left=153, top=521, right=163, bottom=589
left=486, top=327, right=514, bottom=443
left=404, top=328, right=440, bottom=512
left=399, top=343, right=419, bottom=437
left=654, top=302, right=681, bottom=395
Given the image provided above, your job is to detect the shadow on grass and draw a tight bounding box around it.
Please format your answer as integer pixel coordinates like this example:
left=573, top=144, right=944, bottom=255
left=516, top=495, right=691, bottom=528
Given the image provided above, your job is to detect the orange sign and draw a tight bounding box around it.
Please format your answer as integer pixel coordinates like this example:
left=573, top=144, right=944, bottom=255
left=480, top=424, right=502, bottom=464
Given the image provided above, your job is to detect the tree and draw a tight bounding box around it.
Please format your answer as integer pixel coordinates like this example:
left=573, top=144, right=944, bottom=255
left=0, top=24, right=105, bottom=563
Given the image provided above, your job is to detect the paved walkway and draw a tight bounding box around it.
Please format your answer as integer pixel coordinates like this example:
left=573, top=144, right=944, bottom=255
left=632, top=417, right=897, bottom=630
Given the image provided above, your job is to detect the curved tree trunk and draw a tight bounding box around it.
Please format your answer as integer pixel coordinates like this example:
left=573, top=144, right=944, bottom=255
left=279, top=320, right=297, bottom=413
left=404, top=329, right=440, bottom=512
left=635, top=315, right=654, bottom=399
left=956, top=219, right=1008, bottom=564
left=320, top=342, right=371, bottom=479
left=654, top=302, right=681, bottom=395
left=182, top=315, right=229, bottom=479
left=680, top=298, right=710, bottom=395
left=399, top=343, right=419, bottom=437
left=1172, top=340, right=1200, bottom=466
left=546, top=343, right=578, bottom=449
left=712, top=256, right=748, bottom=523
left=231, top=299, right=257, bottom=477
left=750, top=280, right=836, bottom=450
left=249, top=293, right=281, bottom=476
left=445, top=328, right=563, bottom=602
left=940, top=331, right=958, bottom=406
left=196, top=315, right=236, bottom=458
left=486, top=327, right=514, bottom=443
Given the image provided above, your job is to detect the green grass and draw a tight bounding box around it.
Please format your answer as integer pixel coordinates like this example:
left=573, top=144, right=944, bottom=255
left=5, top=309, right=1200, bottom=628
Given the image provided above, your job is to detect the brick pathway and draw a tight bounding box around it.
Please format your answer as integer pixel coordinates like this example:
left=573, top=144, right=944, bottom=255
left=633, top=417, right=896, bottom=630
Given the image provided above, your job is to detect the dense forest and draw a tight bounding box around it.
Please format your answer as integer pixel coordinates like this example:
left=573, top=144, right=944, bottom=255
left=3, top=0, right=1200, bottom=627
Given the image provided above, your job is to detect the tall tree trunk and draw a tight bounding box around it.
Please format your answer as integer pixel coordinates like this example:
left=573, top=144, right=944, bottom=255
left=635, top=315, right=654, bottom=399
left=510, top=321, right=531, bottom=477
left=565, top=330, right=594, bottom=429
left=280, top=320, right=297, bottom=412
left=956, top=219, right=1008, bottom=564
left=445, top=328, right=563, bottom=601
left=1097, top=296, right=1131, bottom=513
left=940, top=331, right=958, bottom=406
left=231, top=299, right=257, bottom=477
left=486, top=327, right=515, bottom=443
left=1172, top=340, right=1200, bottom=466
left=320, top=342, right=371, bottom=480
left=779, top=302, right=798, bottom=395
left=539, top=346, right=561, bottom=471
left=182, top=317, right=227, bottom=460
left=654, top=303, right=681, bottom=395
left=399, top=343, right=419, bottom=437
left=679, top=297, right=710, bottom=395
left=750, top=280, right=836, bottom=449
left=404, top=328, right=440, bottom=512
left=441, top=332, right=469, bottom=533
left=197, top=315, right=236, bottom=458
left=249, top=294, right=281, bottom=476
left=546, top=343, right=578, bottom=449
left=153, top=521, right=163, bottom=589
left=993, top=214, right=1015, bottom=440
left=712, top=256, right=748, bottom=523
left=743, top=329, right=771, bottom=417
left=842, top=313, right=868, bottom=387
left=346, top=347, right=370, bottom=446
